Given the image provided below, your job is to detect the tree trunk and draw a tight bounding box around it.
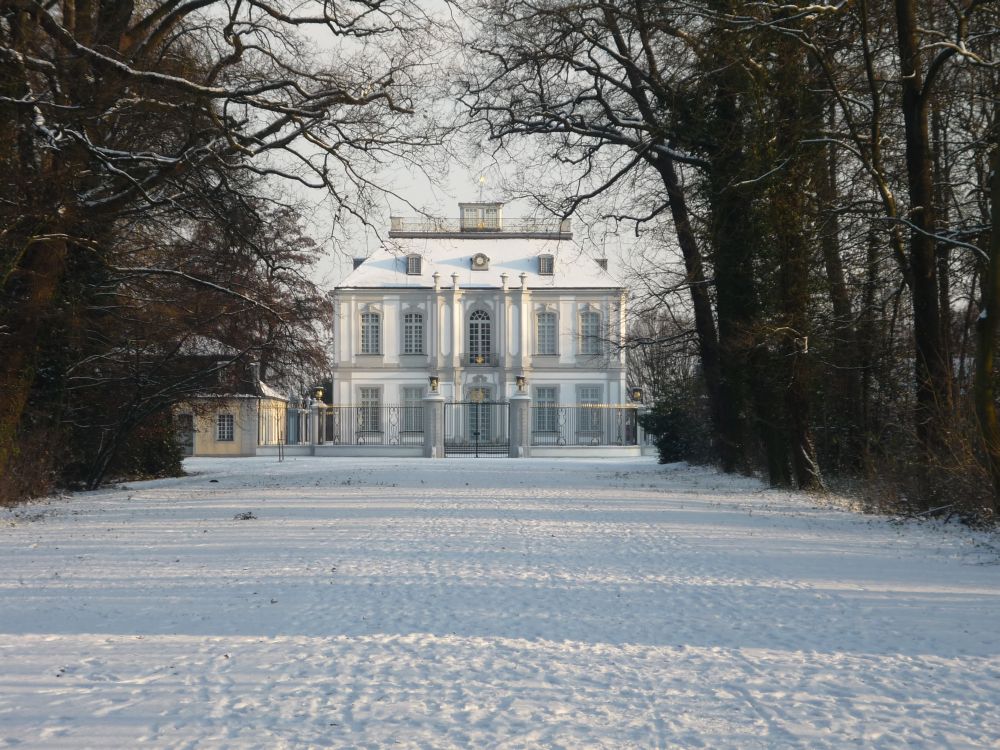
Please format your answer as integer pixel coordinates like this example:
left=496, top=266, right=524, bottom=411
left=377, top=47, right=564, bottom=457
left=857, top=227, right=883, bottom=448
left=974, top=147, right=1000, bottom=512
left=709, top=169, right=756, bottom=475
left=932, top=102, right=953, bottom=389
left=894, top=0, right=954, bottom=468
left=599, top=3, right=734, bottom=472
left=817, top=126, right=864, bottom=471
left=654, top=157, right=732, bottom=470
left=774, top=41, right=823, bottom=490
left=705, top=49, right=759, bottom=475
left=0, top=235, right=69, bottom=483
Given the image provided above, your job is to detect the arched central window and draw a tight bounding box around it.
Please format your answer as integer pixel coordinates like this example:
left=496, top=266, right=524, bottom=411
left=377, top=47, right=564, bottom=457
left=468, top=309, right=492, bottom=364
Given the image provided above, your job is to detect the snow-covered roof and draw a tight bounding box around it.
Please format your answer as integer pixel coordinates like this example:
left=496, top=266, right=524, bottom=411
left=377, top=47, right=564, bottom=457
left=257, top=380, right=289, bottom=401
left=338, top=236, right=620, bottom=291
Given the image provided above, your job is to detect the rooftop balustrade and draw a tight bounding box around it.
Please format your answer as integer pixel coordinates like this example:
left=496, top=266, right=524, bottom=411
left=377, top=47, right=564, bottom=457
left=388, top=217, right=572, bottom=238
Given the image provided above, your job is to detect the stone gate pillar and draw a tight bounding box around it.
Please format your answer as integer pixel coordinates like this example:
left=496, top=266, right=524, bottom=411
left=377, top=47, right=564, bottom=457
left=423, top=393, right=445, bottom=458
left=509, top=393, right=531, bottom=458
left=310, top=399, right=322, bottom=446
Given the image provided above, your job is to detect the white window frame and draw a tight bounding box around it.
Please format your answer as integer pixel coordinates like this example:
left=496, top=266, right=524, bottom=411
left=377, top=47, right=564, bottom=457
left=536, top=310, right=557, bottom=355
left=401, top=386, right=424, bottom=433
left=406, top=255, right=421, bottom=275
left=358, top=386, right=382, bottom=433
left=538, top=254, right=554, bottom=275
left=534, top=386, right=558, bottom=432
left=577, top=385, right=603, bottom=432
left=216, top=413, right=235, bottom=442
left=360, top=311, right=381, bottom=355
left=461, top=205, right=500, bottom=230
left=402, top=312, right=424, bottom=355
left=580, top=310, right=602, bottom=356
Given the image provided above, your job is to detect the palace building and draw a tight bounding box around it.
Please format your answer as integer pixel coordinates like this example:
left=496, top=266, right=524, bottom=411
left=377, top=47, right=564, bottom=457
left=329, top=202, right=628, bottom=419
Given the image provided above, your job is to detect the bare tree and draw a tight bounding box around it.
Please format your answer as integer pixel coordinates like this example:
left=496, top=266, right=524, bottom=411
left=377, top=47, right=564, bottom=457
left=0, top=0, right=446, bottom=493
left=458, top=0, right=733, bottom=465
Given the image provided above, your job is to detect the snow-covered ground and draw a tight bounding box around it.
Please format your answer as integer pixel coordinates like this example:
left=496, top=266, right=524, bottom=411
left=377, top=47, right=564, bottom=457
left=1, top=457, right=999, bottom=749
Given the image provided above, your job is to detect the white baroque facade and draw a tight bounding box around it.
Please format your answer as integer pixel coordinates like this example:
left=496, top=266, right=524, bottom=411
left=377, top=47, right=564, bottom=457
left=330, top=203, right=627, bottom=410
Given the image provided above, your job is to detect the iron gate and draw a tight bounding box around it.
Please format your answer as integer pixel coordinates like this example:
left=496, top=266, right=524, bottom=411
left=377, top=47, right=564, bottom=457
left=444, top=401, right=510, bottom=457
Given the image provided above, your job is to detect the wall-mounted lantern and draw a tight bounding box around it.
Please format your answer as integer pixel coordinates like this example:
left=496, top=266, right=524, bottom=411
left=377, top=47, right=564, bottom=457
left=429, top=375, right=439, bottom=393
left=515, top=375, right=527, bottom=393
left=630, top=386, right=643, bottom=403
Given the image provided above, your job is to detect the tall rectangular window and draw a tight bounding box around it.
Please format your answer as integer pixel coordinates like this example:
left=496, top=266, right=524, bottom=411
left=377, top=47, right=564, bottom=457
left=403, top=312, right=424, bottom=354
left=578, top=385, right=602, bottom=432
left=536, top=311, right=557, bottom=355
left=401, top=386, right=424, bottom=434
left=216, top=413, right=235, bottom=441
left=580, top=311, right=601, bottom=355
left=359, top=387, right=381, bottom=432
left=360, top=312, right=380, bottom=354
left=534, top=386, right=558, bottom=432
left=538, top=255, right=554, bottom=275
left=406, top=255, right=421, bottom=275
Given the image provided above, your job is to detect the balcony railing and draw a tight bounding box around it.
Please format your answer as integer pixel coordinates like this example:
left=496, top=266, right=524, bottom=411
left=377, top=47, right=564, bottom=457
left=530, top=405, right=638, bottom=447
left=466, top=352, right=498, bottom=367
left=389, top=217, right=572, bottom=236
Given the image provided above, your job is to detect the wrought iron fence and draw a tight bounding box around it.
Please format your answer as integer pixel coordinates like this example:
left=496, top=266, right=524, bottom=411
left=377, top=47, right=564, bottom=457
left=530, top=404, right=638, bottom=446
left=285, top=407, right=312, bottom=445
left=257, top=404, right=315, bottom=446
left=318, top=405, right=424, bottom=446
left=257, top=403, right=288, bottom=446
left=444, top=401, right=510, bottom=457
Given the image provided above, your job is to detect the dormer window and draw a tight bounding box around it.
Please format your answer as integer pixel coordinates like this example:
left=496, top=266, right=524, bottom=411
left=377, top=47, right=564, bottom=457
left=471, top=252, right=490, bottom=271
left=406, top=254, right=421, bottom=275
left=538, top=254, right=554, bottom=275
left=460, top=202, right=502, bottom=232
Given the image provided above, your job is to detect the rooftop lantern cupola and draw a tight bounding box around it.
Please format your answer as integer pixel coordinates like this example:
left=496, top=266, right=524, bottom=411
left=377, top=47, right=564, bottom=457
left=459, top=202, right=503, bottom=232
